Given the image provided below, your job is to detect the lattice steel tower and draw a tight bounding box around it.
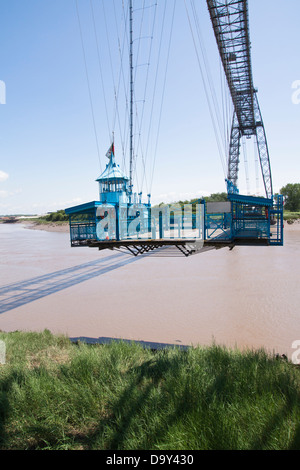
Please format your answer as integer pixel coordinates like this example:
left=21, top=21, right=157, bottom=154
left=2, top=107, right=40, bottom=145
left=207, top=0, right=273, bottom=199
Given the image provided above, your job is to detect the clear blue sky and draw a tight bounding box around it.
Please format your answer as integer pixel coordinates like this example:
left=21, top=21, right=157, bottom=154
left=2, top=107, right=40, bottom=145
left=0, top=0, right=299, bottom=215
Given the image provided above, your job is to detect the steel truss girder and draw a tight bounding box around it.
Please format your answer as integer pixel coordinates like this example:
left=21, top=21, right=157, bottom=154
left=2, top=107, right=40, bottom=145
left=207, top=0, right=273, bottom=199
left=228, top=111, right=241, bottom=187
left=86, top=239, right=208, bottom=257
left=207, top=0, right=255, bottom=133
left=227, top=94, right=273, bottom=199
left=254, top=94, right=273, bottom=199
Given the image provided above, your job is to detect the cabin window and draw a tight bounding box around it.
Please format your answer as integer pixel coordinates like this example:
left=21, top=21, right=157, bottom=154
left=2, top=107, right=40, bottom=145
left=100, top=181, right=126, bottom=192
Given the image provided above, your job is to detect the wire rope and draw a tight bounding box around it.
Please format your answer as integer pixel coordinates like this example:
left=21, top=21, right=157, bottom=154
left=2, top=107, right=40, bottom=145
left=132, top=1, right=158, bottom=195
left=149, top=0, right=176, bottom=193
left=75, top=0, right=102, bottom=172
left=254, top=135, right=260, bottom=196
left=190, top=0, right=226, bottom=161
left=184, top=0, right=226, bottom=178
left=143, top=0, right=167, bottom=194
left=89, top=0, right=111, bottom=144
left=242, top=137, right=250, bottom=194
left=111, top=0, right=130, bottom=171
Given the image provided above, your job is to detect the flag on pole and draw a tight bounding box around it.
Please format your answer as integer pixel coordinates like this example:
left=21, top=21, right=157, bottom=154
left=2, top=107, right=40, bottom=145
left=105, top=143, right=114, bottom=159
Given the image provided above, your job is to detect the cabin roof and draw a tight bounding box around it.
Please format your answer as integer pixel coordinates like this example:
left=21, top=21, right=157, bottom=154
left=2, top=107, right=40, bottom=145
left=96, top=152, right=129, bottom=182
left=65, top=201, right=115, bottom=214
left=227, top=193, right=273, bottom=207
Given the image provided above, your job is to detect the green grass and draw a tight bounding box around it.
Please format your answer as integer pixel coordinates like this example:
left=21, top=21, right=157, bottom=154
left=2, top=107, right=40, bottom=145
left=21, top=209, right=68, bottom=225
left=283, top=211, right=300, bottom=222
left=23, top=218, right=68, bottom=225
left=0, top=330, right=300, bottom=450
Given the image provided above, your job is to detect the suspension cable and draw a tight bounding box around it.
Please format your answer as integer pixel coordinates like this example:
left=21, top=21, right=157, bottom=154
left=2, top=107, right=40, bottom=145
left=149, top=0, right=176, bottom=193
left=143, top=0, right=168, bottom=194
left=133, top=1, right=158, bottom=195
left=254, top=135, right=260, bottom=196
left=184, top=0, right=226, bottom=178
left=111, top=0, right=130, bottom=171
left=75, top=0, right=102, bottom=172
left=190, top=0, right=226, bottom=159
left=89, top=0, right=111, bottom=144
left=242, top=137, right=250, bottom=194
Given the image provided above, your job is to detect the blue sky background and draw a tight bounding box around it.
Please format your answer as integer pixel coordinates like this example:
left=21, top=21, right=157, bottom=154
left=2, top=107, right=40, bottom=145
left=0, top=0, right=299, bottom=215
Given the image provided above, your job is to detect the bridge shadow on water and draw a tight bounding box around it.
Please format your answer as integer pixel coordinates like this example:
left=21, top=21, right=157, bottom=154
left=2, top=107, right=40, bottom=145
left=0, top=253, right=139, bottom=315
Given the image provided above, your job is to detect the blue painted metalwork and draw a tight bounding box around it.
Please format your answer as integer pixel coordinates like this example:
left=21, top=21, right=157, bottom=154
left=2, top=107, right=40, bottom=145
left=204, top=194, right=283, bottom=246
left=269, top=195, right=284, bottom=246
left=226, top=179, right=239, bottom=195
left=65, top=144, right=151, bottom=246
left=227, top=193, right=273, bottom=208
left=96, top=148, right=129, bottom=205
left=205, top=213, right=232, bottom=241
left=66, top=185, right=283, bottom=248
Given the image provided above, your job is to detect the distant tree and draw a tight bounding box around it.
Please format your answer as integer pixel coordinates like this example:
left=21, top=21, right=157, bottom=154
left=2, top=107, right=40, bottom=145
left=205, top=192, right=228, bottom=203
left=153, top=192, right=228, bottom=208
left=280, top=184, right=300, bottom=211
left=45, top=210, right=68, bottom=222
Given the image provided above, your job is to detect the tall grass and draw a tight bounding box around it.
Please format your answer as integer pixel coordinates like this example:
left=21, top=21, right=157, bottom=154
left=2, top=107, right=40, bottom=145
left=0, top=330, right=299, bottom=450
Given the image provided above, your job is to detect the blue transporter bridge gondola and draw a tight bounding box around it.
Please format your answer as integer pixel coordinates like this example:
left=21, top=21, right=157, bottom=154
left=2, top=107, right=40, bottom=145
left=65, top=143, right=283, bottom=257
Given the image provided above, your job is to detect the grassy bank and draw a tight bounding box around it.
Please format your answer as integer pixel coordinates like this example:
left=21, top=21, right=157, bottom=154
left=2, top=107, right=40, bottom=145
left=20, top=210, right=68, bottom=225
left=0, top=330, right=299, bottom=450
left=283, top=211, right=300, bottom=223
left=20, top=218, right=68, bottom=226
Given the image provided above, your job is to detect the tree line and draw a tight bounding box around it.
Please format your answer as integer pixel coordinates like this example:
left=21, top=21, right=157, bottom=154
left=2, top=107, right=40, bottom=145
left=45, top=184, right=299, bottom=222
left=279, top=183, right=300, bottom=212
left=160, top=185, right=300, bottom=212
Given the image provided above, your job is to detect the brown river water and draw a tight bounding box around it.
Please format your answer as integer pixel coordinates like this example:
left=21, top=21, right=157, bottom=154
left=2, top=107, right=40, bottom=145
left=0, top=223, right=299, bottom=359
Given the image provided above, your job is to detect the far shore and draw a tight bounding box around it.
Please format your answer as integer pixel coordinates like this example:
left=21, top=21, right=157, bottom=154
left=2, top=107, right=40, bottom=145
left=16, top=218, right=300, bottom=233
left=20, top=220, right=70, bottom=233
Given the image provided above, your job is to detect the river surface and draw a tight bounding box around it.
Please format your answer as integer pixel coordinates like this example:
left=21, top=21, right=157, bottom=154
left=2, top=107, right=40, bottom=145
left=0, top=223, right=299, bottom=358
